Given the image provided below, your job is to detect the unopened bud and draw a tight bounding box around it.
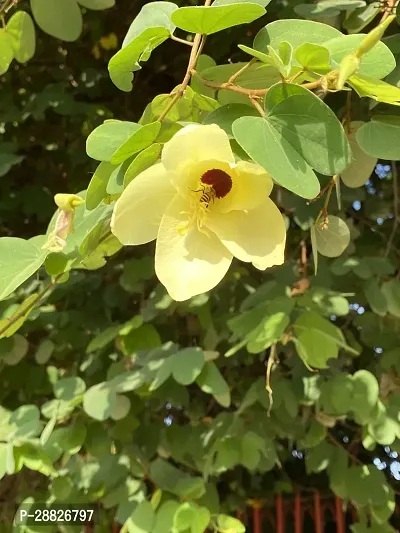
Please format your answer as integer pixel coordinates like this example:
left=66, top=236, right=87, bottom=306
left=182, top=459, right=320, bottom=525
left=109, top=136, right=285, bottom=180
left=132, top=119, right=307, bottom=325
left=54, top=193, right=84, bottom=212
left=355, top=14, right=395, bottom=58
left=337, top=54, right=360, bottom=90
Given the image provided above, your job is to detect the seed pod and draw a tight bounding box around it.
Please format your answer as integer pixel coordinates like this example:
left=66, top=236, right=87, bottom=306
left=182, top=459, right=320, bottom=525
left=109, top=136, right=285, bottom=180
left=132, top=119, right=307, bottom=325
left=337, top=54, right=360, bottom=90
left=355, top=14, right=395, bottom=58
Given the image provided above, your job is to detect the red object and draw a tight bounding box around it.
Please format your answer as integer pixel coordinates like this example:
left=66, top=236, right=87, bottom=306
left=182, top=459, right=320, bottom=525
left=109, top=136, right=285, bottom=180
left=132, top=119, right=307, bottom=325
left=335, top=497, right=345, bottom=533
left=277, top=494, right=285, bottom=533
left=314, top=491, right=323, bottom=533
left=253, top=506, right=262, bottom=533
left=294, top=492, right=302, bottom=533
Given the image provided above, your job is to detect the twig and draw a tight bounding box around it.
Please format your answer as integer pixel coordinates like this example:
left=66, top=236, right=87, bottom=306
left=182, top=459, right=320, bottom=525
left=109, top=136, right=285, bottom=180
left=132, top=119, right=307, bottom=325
left=327, top=432, right=363, bottom=465
left=249, top=97, right=265, bottom=117
left=170, top=35, right=194, bottom=47
left=0, top=274, right=63, bottom=337
left=158, top=0, right=212, bottom=121
left=380, top=0, right=398, bottom=21
left=266, top=344, right=277, bottom=417
left=227, top=58, right=256, bottom=85
left=385, top=162, right=398, bottom=257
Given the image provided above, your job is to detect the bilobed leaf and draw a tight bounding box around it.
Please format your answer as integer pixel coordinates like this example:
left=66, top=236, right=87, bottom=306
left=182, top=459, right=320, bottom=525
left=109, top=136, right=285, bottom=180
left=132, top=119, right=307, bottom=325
left=110, top=122, right=161, bottom=165
left=213, top=0, right=271, bottom=5
left=108, top=2, right=177, bottom=92
left=203, top=103, right=258, bottom=136
left=341, top=121, right=377, bottom=188
left=254, top=19, right=342, bottom=53
left=83, top=383, right=116, bottom=421
left=124, top=143, right=162, bottom=187
left=127, top=500, right=155, bottom=533
left=349, top=75, right=400, bottom=106
left=77, top=0, right=115, bottom=9
left=196, top=362, right=231, bottom=407
left=364, top=280, right=388, bottom=317
left=54, top=377, right=86, bottom=401
left=314, top=216, right=350, bottom=257
left=343, top=3, right=379, bottom=34
left=0, top=237, right=47, bottom=301
left=294, top=311, right=346, bottom=368
left=107, top=158, right=133, bottom=195
left=171, top=4, right=265, bottom=35
left=191, top=507, right=211, bottom=533
left=351, top=370, right=379, bottom=423
left=173, top=503, right=196, bottom=532
left=6, top=11, right=36, bottom=63
left=233, top=116, right=320, bottom=199
left=110, top=395, right=131, bottom=421
left=238, top=44, right=272, bottom=64
left=324, top=33, right=395, bottom=79
left=30, top=0, right=83, bottom=42
left=153, top=502, right=180, bottom=533
left=171, top=348, right=205, bottom=385
left=381, top=279, right=400, bottom=318
left=295, top=1, right=366, bottom=18
left=86, top=161, right=116, bottom=210
left=86, top=121, right=141, bottom=162
left=356, top=116, right=400, bottom=160
left=0, top=31, right=14, bottom=75
left=265, top=83, right=351, bottom=175
left=217, top=514, right=245, bottom=533
left=294, top=43, right=331, bottom=73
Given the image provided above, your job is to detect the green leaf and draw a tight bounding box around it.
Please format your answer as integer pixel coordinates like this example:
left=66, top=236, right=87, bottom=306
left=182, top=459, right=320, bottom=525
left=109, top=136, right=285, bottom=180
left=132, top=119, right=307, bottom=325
left=196, top=363, right=231, bottom=407
left=203, top=103, right=258, bottom=136
left=83, top=383, right=116, bottom=421
left=0, top=30, right=14, bottom=75
left=110, top=122, right=161, bottom=165
left=381, top=279, right=400, bottom=318
left=295, top=1, right=366, bottom=18
left=153, top=502, right=180, bottom=533
left=191, top=507, right=211, bottom=533
left=171, top=4, right=265, bottom=35
left=293, top=311, right=346, bottom=368
left=266, top=83, right=351, bottom=175
left=86, top=162, right=116, bottom=210
left=351, top=370, right=379, bottom=423
left=107, top=158, right=133, bottom=195
left=0, top=237, right=47, bottom=301
left=54, top=376, right=86, bottom=401
left=254, top=19, right=342, bottom=53
left=364, top=280, right=388, bottom=317
left=306, top=441, right=334, bottom=473
left=324, top=33, right=395, bottom=79
left=171, top=348, right=205, bottom=385
left=217, top=514, right=245, bottom=533
left=109, top=1, right=177, bottom=92
left=150, top=458, right=205, bottom=497
left=343, top=3, right=379, bottom=34
left=30, top=0, right=83, bottom=42
left=356, top=117, right=400, bottom=160
left=77, top=0, right=115, bottom=9
left=295, top=43, right=331, bottom=73
left=6, top=11, right=36, bottom=63
left=127, top=500, right=155, bottom=533
left=349, top=75, right=400, bottom=106
left=35, top=339, right=55, bottom=365
left=314, top=216, right=350, bottom=258
left=124, top=143, right=162, bottom=187
left=232, top=116, right=320, bottom=199
left=310, top=224, right=318, bottom=274
left=86, top=121, right=141, bottom=162
left=110, top=394, right=131, bottom=421
left=173, top=503, right=196, bottom=532
left=341, top=121, right=377, bottom=188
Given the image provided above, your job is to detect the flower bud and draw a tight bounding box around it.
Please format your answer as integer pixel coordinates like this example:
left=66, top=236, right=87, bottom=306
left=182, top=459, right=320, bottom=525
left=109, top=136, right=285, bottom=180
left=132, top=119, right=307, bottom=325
left=54, top=193, right=84, bottom=212
left=337, top=54, right=360, bottom=90
left=355, top=15, right=395, bottom=58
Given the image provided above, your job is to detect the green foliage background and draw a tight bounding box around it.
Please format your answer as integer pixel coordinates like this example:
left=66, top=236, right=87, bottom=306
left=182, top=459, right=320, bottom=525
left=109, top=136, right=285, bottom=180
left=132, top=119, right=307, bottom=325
left=1, top=0, right=400, bottom=532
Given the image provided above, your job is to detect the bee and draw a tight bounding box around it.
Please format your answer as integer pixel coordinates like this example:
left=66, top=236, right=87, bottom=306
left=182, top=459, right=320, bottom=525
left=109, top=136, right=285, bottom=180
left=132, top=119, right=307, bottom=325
left=191, top=185, right=215, bottom=207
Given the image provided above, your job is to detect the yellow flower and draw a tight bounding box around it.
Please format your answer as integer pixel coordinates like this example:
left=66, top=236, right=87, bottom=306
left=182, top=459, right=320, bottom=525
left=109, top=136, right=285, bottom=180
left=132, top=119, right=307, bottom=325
left=111, top=124, right=286, bottom=301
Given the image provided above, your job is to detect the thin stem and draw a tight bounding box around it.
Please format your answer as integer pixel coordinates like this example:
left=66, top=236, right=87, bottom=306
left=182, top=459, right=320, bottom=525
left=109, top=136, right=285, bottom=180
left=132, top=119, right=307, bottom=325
left=249, top=97, right=265, bottom=117
left=385, top=162, right=398, bottom=257
left=170, top=34, right=194, bottom=47
left=380, top=0, right=398, bottom=21
left=0, top=274, right=63, bottom=337
left=266, top=344, right=277, bottom=417
left=287, top=69, right=305, bottom=84
left=227, top=58, right=255, bottom=85
left=158, top=0, right=212, bottom=121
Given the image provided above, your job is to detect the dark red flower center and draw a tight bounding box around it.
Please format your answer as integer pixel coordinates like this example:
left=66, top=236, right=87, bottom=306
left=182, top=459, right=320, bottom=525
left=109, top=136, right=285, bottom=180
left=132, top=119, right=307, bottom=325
left=201, top=169, right=232, bottom=199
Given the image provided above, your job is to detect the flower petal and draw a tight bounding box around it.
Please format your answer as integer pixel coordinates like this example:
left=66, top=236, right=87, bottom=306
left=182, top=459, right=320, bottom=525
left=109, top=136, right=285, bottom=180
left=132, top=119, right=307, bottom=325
left=162, top=124, right=234, bottom=173
left=206, top=197, right=286, bottom=269
left=111, top=163, right=175, bottom=245
left=216, top=160, right=273, bottom=213
left=155, top=196, right=233, bottom=301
